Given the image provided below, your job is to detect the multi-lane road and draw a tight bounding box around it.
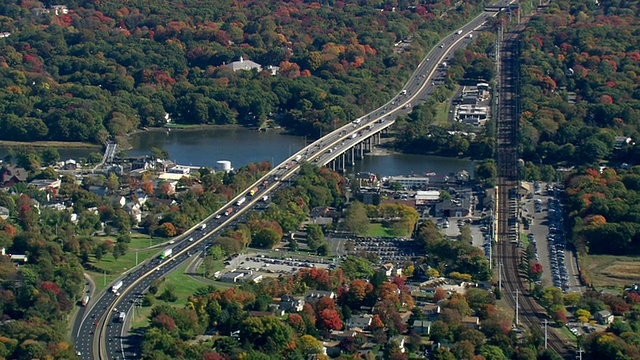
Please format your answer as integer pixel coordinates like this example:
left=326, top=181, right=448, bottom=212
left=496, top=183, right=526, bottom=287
left=73, top=4, right=514, bottom=359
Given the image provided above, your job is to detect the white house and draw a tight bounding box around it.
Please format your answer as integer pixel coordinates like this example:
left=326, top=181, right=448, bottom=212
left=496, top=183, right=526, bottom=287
left=346, top=314, right=373, bottom=330
left=225, top=56, right=262, bottom=72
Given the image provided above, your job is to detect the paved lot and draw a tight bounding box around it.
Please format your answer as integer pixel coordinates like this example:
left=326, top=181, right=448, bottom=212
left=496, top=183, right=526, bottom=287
left=521, top=182, right=582, bottom=293
left=222, top=253, right=329, bottom=278
left=349, top=237, right=422, bottom=264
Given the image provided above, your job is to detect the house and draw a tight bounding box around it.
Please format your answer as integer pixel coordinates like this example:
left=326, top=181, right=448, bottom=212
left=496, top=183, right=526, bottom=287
left=346, top=314, right=373, bottom=330
left=88, top=186, right=108, bottom=196
left=0, top=32, right=11, bottom=38
left=381, top=263, right=394, bottom=277
left=125, top=202, right=142, bottom=224
left=304, top=290, right=335, bottom=304
left=219, top=272, right=245, bottom=283
left=322, top=340, right=341, bottom=357
left=413, top=320, right=432, bottom=335
left=51, top=5, right=69, bottom=15
left=615, top=136, right=632, bottom=149
left=595, top=310, right=614, bottom=325
left=435, top=195, right=473, bottom=218
left=242, top=273, right=263, bottom=283
left=225, top=56, right=262, bottom=72
left=1, top=165, right=28, bottom=187
left=64, top=159, right=77, bottom=170
left=415, top=190, right=440, bottom=205
left=387, top=176, right=430, bottom=190
left=329, top=330, right=358, bottom=340
left=29, top=178, right=61, bottom=191
left=461, top=316, right=480, bottom=329
left=279, top=295, right=305, bottom=312
left=0, top=206, right=9, bottom=220
left=1, top=248, right=27, bottom=263
left=389, top=335, right=406, bottom=353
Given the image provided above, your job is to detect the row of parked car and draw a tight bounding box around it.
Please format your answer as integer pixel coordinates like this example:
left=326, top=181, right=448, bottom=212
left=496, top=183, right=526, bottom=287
left=547, top=196, right=569, bottom=292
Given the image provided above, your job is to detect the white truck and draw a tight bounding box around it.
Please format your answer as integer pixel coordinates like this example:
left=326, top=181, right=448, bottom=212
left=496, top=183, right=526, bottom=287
left=200, top=223, right=207, bottom=231
left=293, top=155, right=302, bottom=162
left=456, top=29, right=463, bottom=35
left=236, top=196, right=247, bottom=206
left=161, top=248, right=173, bottom=260
left=261, top=195, right=269, bottom=202
left=401, top=89, right=407, bottom=95
left=111, top=280, right=123, bottom=294
left=118, top=311, right=126, bottom=322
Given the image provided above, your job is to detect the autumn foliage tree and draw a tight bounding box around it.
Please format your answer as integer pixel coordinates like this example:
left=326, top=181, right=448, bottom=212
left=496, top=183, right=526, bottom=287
left=318, top=309, right=342, bottom=331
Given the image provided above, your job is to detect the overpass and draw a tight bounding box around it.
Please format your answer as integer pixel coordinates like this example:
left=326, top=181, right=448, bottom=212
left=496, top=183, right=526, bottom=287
left=74, top=3, right=515, bottom=360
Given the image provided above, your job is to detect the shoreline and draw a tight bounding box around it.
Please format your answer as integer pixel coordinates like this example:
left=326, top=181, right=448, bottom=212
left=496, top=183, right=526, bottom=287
left=0, top=140, right=101, bottom=149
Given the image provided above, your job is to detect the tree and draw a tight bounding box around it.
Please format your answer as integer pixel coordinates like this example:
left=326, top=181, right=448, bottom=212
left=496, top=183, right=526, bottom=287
left=298, top=335, right=323, bottom=355
left=318, top=309, right=342, bottom=331
left=240, top=316, right=294, bottom=353
left=306, top=224, right=324, bottom=253
left=343, top=201, right=369, bottom=235
left=478, top=345, right=508, bottom=360
left=113, top=242, right=128, bottom=259
left=251, top=228, right=281, bottom=248
left=106, top=173, right=119, bottom=193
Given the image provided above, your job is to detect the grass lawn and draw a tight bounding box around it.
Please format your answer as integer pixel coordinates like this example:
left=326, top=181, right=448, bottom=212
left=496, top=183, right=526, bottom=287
left=367, top=223, right=394, bottom=238
left=130, top=260, right=235, bottom=329
left=433, top=101, right=452, bottom=125
left=128, top=235, right=167, bottom=250
left=367, top=222, right=410, bottom=238
left=582, top=254, right=640, bottom=290
left=558, top=325, right=578, bottom=343
left=86, top=248, right=159, bottom=293
left=156, top=262, right=207, bottom=306
left=93, top=233, right=167, bottom=250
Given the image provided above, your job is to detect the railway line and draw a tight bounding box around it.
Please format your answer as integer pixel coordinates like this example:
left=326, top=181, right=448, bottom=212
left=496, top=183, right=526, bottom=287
left=495, top=19, right=575, bottom=360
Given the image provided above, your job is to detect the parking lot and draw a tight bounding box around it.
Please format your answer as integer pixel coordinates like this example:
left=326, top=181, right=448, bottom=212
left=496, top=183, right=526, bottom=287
left=522, top=182, right=581, bottom=293
left=348, top=237, right=422, bottom=264
left=222, top=253, right=330, bottom=278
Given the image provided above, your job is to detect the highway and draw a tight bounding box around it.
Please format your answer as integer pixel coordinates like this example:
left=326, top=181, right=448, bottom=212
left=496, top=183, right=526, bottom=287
left=73, top=3, right=514, bottom=359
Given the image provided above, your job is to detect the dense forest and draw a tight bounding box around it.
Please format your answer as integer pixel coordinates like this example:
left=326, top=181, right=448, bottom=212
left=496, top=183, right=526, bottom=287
left=0, top=0, right=488, bottom=143
left=517, top=0, right=640, bottom=179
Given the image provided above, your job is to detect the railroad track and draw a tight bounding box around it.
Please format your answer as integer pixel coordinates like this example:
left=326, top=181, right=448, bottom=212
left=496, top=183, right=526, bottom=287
left=495, top=22, right=575, bottom=360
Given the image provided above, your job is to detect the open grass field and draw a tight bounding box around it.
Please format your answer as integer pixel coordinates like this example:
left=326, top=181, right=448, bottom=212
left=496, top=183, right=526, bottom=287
left=582, top=254, right=640, bottom=290
left=86, top=248, right=159, bottom=293
left=433, top=100, right=452, bottom=125
left=367, top=223, right=409, bottom=238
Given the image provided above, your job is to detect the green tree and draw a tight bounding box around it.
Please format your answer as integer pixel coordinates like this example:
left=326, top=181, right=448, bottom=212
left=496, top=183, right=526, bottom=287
left=251, top=228, right=281, bottom=249
left=113, top=242, right=128, bottom=260
left=106, top=172, right=120, bottom=193
left=306, top=224, right=324, bottom=253
left=343, top=201, right=369, bottom=235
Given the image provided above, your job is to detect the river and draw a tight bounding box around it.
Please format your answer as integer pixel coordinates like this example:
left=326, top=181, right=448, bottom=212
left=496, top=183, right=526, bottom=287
left=1, top=127, right=474, bottom=177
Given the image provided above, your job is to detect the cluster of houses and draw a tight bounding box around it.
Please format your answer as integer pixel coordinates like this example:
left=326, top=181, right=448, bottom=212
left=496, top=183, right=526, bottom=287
left=228, top=280, right=484, bottom=358
left=0, top=155, right=205, bottom=231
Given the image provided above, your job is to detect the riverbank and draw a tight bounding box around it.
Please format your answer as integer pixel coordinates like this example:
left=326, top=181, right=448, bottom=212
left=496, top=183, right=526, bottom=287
left=0, top=140, right=100, bottom=149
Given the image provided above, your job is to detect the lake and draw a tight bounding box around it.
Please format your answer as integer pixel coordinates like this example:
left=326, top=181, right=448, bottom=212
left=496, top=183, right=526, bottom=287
left=0, top=127, right=474, bottom=177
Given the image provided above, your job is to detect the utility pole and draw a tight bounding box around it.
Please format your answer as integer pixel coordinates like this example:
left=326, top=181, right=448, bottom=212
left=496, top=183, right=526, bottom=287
left=514, top=288, right=519, bottom=326
left=498, top=262, right=503, bottom=291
